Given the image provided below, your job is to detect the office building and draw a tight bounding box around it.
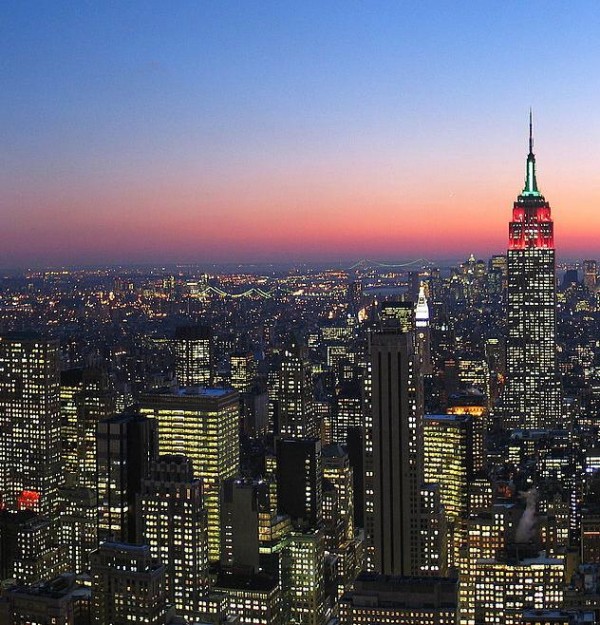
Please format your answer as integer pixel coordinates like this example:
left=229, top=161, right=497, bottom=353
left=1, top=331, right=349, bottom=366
left=136, top=455, right=209, bottom=619
left=368, top=303, right=424, bottom=576
left=0, top=573, right=91, bottom=625
left=221, top=477, right=265, bottom=570
left=0, top=510, right=65, bottom=585
left=447, top=389, right=487, bottom=472
left=230, top=351, right=257, bottom=394
left=283, top=529, right=325, bottom=625
left=0, top=332, right=61, bottom=517
left=322, top=445, right=354, bottom=543
left=333, top=380, right=362, bottom=445
left=59, top=367, right=116, bottom=572
left=58, top=487, right=98, bottom=574
left=473, top=553, right=564, bottom=625
left=583, top=260, right=598, bottom=292
left=504, top=115, right=561, bottom=429
left=423, top=414, right=473, bottom=523
left=338, top=572, right=458, bottom=625
left=96, top=413, right=158, bottom=543
left=89, top=542, right=168, bottom=625
left=60, top=367, right=116, bottom=489
left=276, top=438, right=322, bottom=530
left=174, top=324, right=213, bottom=386
left=214, top=570, right=282, bottom=625
left=277, top=344, right=318, bottom=439
left=139, top=387, right=240, bottom=562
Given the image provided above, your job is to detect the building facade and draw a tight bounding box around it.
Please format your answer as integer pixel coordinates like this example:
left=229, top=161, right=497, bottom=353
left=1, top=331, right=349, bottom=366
left=504, top=116, right=561, bottom=430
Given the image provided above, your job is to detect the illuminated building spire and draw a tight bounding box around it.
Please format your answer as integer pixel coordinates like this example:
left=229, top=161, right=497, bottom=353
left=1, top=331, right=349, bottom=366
left=415, top=283, right=429, bottom=328
left=504, top=115, right=561, bottom=430
left=522, top=109, right=540, bottom=197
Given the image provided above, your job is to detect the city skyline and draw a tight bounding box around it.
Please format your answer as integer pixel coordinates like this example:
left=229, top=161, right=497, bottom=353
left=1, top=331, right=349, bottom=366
left=3, top=2, right=600, bottom=268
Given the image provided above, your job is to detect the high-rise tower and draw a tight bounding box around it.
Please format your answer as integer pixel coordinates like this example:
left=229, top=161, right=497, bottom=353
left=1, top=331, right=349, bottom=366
left=504, top=113, right=561, bottom=430
left=415, top=283, right=432, bottom=375
left=368, top=303, right=424, bottom=575
left=0, top=332, right=61, bottom=517
left=174, top=325, right=213, bottom=387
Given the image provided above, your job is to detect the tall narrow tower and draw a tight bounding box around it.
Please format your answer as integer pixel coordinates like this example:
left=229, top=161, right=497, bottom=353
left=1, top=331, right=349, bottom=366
left=0, top=332, right=61, bottom=517
left=504, top=113, right=561, bottom=430
left=369, top=303, right=424, bottom=575
left=415, top=283, right=432, bottom=375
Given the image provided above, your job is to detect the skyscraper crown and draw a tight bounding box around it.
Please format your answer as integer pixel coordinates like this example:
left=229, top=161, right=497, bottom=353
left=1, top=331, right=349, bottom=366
left=509, top=113, right=553, bottom=250
left=522, top=109, right=541, bottom=197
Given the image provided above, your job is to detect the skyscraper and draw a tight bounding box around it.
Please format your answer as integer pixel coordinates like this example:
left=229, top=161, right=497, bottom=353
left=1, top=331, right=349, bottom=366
left=174, top=324, right=213, bottom=387
left=583, top=259, right=598, bottom=292
left=504, top=114, right=561, bottom=430
left=59, top=367, right=116, bottom=573
left=0, top=332, right=61, bottom=517
left=368, top=303, right=424, bottom=576
left=90, top=542, right=168, bottom=625
left=423, top=414, right=473, bottom=524
left=139, top=387, right=240, bottom=562
left=277, top=344, right=318, bottom=439
left=415, top=283, right=432, bottom=375
left=60, top=368, right=116, bottom=487
left=96, top=413, right=158, bottom=543
left=136, top=455, right=209, bottom=619
left=276, top=438, right=322, bottom=530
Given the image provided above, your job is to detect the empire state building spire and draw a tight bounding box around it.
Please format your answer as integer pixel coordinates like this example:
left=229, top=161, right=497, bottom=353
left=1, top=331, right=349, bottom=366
left=523, top=109, right=540, bottom=196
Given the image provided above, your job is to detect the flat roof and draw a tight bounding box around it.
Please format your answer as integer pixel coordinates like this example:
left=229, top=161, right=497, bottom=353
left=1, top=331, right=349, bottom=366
left=147, top=386, right=235, bottom=398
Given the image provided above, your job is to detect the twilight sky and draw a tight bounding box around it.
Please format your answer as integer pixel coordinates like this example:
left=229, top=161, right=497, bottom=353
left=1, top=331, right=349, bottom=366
left=3, top=1, right=600, bottom=268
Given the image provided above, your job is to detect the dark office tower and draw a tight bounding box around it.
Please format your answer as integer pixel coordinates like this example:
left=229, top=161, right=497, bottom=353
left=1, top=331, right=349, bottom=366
left=90, top=543, right=167, bottom=625
left=61, top=367, right=116, bottom=489
left=276, top=438, right=322, bottom=530
left=488, top=254, right=508, bottom=299
left=485, top=337, right=506, bottom=408
left=447, top=390, right=487, bottom=473
left=60, top=368, right=85, bottom=484
left=0, top=332, right=61, bottom=517
left=368, top=305, right=424, bottom=576
left=77, top=368, right=117, bottom=489
left=277, top=343, right=318, bottom=439
left=137, top=455, right=208, bottom=620
left=504, top=114, right=561, bottom=430
left=346, top=427, right=364, bottom=528
left=220, top=477, right=266, bottom=570
left=322, top=445, right=354, bottom=543
left=347, top=280, right=362, bottom=318
left=333, top=380, right=363, bottom=445
left=174, top=324, right=213, bottom=386
left=96, top=413, right=157, bottom=543
left=583, top=259, right=598, bottom=292
left=0, top=510, right=65, bottom=584
left=59, top=368, right=116, bottom=572
left=379, top=301, right=414, bottom=331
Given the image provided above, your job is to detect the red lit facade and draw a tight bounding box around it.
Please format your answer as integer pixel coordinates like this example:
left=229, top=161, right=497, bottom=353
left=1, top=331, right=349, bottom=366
left=17, top=489, right=41, bottom=512
left=509, top=200, right=554, bottom=250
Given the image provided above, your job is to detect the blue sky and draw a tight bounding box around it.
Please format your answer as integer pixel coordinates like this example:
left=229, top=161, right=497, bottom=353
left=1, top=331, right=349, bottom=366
left=2, top=2, right=600, bottom=266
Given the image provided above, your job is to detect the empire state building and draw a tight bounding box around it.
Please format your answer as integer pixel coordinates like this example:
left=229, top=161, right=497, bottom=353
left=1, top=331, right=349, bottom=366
left=504, top=114, right=561, bottom=430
